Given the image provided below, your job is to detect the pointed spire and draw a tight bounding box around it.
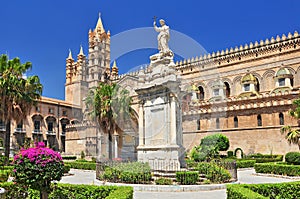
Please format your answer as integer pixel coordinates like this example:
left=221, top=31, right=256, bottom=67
left=78, top=45, right=85, bottom=56
left=95, top=12, right=105, bottom=33
left=112, top=60, right=118, bottom=69
left=67, top=49, right=73, bottom=60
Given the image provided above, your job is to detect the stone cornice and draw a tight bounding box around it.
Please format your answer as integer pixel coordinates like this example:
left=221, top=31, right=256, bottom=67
left=182, top=89, right=299, bottom=116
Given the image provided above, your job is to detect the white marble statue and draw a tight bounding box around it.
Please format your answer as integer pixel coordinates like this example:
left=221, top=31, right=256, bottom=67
left=150, top=18, right=174, bottom=65
left=153, top=18, right=171, bottom=55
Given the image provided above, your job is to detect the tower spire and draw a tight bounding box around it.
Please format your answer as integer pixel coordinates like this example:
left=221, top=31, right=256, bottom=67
left=95, top=12, right=105, bottom=33
left=78, top=45, right=84, bottom=56
left=67, top=49, right=73, bottom=60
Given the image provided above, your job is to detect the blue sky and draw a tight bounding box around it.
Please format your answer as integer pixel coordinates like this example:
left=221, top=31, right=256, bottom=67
left=0, top=0, right=299, bottom=100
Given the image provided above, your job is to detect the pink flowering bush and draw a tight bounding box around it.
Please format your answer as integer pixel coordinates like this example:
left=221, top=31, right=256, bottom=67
left=12, top=142, right=64, bottom=197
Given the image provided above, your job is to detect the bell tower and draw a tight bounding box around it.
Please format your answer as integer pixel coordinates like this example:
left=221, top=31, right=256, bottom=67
left=86, top=13, right=111, bottom=88
left=65, top=13, right=112, bottom=107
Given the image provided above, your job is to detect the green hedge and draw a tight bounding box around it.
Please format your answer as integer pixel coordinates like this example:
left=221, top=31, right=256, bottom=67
left=155, top=177, right=173, bottom=185
left=254, top=163, right=300, bottom=176
left=176, top=171, right=199, bottom=185
left=228, top=181, right=300, bottom=199
left=244, top=154, right=283, bottom=163
left=106, top=186, right=133, bottom=199
left=62, top=156, right=77, bottom=160
left=65, top=161, right=96, bottom=170
left=236, top=160, right=256, bottom=168
left=0, top=182, right=133, bottom=199
left=227, top=184, right=268, bottom=199
left=226, top=184, right=267, bottom=199
left=99, top=162, right=152, bottom=184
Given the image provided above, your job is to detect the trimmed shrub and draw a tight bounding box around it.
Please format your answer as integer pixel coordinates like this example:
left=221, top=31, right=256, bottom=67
left=236, top=160, right=256, bottom=168
left=62, top=156, right=77, bottom=160
left=285, top=152, right=300, bottom=165
left=99, top=162, right=152, bottom=184
left=66, top=161, right=96, bottom=170
left=176, top=171, right=199, bottom=185
left=227, top=184, right=268, bottom=199
left=0, top=182, right=133, bottom=199
left=106, top=186, right=133, bottom=199
left=254, top=162, right=300, bottom=176
left=227, top=151, right=234, bottom=158
left=196, top=162, right=231, bottom=183
left=243, top=181, right=300, bottom=199
left=155, top=178, right=173, bottom=185
left=244, top=154, right=283, bottom=163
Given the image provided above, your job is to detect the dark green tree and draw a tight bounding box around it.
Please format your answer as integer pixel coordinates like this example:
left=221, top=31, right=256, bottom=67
left=190, top=133, right=230, bottom=161
left=84, top=82, right=132, bottom=159
left=0, top=54, right=42, bottom=161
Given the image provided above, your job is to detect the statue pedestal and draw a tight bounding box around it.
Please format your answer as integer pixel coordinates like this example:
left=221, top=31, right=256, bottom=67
left=135, top=58, right=185, bottom=171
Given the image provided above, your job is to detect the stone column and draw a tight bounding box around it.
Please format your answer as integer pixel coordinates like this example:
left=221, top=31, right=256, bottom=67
left=138, top=103, right=144, bottom=146
left=112, top=134, right=119, bottom=159
left=170, top=95, right=177, bottom=145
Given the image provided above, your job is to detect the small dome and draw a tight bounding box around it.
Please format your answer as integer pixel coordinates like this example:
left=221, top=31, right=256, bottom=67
left=241, top=73, right=257, bottom=84
left=276, top=68, right=291, bottom=77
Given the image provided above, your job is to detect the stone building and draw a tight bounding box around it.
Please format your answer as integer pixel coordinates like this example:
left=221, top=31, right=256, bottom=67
left=0, top=97, right=81, bottom=155
left=2, top=15, right=299, bottom=159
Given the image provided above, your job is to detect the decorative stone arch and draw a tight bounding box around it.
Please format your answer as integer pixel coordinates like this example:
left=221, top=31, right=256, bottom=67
left=282, top=66, right=296, bottom=75
left=222, top=78, right=233, bottom=98
left=251, top=72, right=262, bottom=92
left=232, top=76, right=242, bottom=96
left=295, top=66, right=300, bottom=87
left=196, top=81, right=207, bottom=100
left=234, top=148, right=244, bottom=159
left=262, top=70, right=275, bottom=91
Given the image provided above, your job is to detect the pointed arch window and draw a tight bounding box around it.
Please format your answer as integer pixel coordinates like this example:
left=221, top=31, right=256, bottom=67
left=224, top=82, right=231, bottom=97
left=197, top=86, right=205, bottom=100
left=234, top=116, right=238, bottom=128
left=216, top=118, right=220, bottom=129
left=279, top=113, right=284, bottom=125
left=257, top=115, right=262, bottom=127
left=197, top=119, right=201, bottom=130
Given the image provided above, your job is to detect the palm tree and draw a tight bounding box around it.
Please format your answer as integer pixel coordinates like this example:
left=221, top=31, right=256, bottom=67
left=281, top=98, right=300, bottom=149
left=0, top=54, right=42, bottom=161
left=85, top=82, right=132, bottom=160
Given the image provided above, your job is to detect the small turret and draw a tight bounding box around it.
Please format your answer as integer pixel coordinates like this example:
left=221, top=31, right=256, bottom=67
left=66, top=49, right=74, bottom=84
left=111, top=60, right=119, bottom=79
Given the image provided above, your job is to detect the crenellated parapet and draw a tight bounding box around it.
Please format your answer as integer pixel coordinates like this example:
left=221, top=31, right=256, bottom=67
left=176, top=31, right=300, bottom=72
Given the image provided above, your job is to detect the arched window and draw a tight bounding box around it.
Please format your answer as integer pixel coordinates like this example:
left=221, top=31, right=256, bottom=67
left=224, top=82, right=230, bottom=97
left=198, top=86, right=205, bottom=100
left=255, top=77, right=260, bottom=92
left=279, top=113, right=284, bottom=125
left=197, top=119, right=201, bottom=130
left=257, top=115, right=262, bottom=126
left=234, top=116, right=238, bottom=128
left=216, top=118, right=220, bottom=129
left=90, top=69, right=94, bottom=79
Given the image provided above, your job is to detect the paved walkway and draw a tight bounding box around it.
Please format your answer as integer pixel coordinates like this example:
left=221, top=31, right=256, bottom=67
left=60, top=168, right=299, bottom=199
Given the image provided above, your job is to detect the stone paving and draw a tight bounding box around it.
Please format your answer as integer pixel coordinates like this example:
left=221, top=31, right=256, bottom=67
left=60, top=168, right=299, bottom=199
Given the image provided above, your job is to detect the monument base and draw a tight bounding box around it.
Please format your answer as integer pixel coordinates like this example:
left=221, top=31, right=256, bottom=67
left=137, top=145, right=185, bottom=171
